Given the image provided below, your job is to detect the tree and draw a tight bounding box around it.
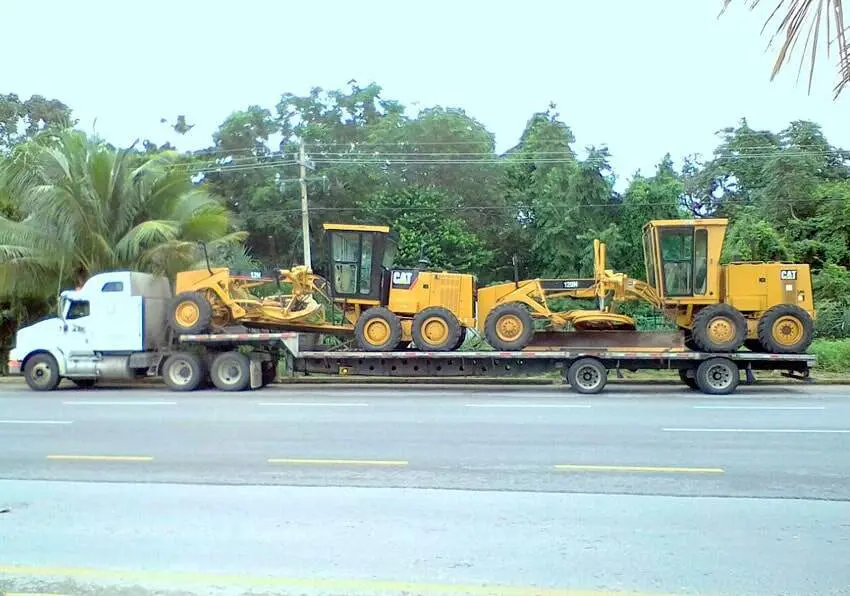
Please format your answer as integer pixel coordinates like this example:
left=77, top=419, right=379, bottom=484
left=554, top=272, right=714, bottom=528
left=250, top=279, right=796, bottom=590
left=0, top=129, right=245, bottom=298
left=722, top=1, right=849, bottom=97
left=0, top=93, right=74, bottom=154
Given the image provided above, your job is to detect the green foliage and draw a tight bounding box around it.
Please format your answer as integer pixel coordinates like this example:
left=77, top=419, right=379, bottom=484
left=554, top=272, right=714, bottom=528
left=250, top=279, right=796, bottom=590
left=0, top=129, right=245, bottom=298
left=810, top=339, right=850, bottom=372
left=362, top=187, right=491, bottom=274
left=721, top=208, right=791, bottom=262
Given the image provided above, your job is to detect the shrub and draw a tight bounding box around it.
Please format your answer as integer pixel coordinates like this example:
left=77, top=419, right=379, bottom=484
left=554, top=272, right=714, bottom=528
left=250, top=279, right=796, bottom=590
left=810, top=339, right=850, bottom=372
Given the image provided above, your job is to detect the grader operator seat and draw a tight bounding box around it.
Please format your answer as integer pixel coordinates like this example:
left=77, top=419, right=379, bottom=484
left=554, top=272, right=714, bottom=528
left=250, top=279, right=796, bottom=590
left=642, top=218, right=814, bottom=354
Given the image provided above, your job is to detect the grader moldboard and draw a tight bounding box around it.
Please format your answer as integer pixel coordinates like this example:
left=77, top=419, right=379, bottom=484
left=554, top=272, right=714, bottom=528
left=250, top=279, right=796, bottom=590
left=167, top=218, right=815, bottom=354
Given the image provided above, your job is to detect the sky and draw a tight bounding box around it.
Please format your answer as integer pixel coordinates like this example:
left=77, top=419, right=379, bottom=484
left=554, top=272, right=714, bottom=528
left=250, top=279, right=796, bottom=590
left=2, top=0, right=847, bottom=190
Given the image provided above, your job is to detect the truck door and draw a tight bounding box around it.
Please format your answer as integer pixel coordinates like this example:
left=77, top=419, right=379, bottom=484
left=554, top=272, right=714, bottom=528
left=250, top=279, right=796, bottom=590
left=58, top=298, right=95, bottom=360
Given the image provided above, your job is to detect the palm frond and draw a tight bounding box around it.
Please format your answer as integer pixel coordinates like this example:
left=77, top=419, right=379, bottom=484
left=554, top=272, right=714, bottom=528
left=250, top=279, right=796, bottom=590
left=724, top=0, right=850, bottom=97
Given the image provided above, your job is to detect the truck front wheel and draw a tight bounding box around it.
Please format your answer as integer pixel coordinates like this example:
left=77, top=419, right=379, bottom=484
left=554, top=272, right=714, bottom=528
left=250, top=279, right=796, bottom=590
left=24, top=353, right=61, bottom=392
left=162, top=352, right=205, bottom=392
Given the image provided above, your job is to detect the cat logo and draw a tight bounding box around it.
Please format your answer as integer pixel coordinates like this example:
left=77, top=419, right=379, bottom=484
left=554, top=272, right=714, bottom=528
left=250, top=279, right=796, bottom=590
left=392, top=271, right=414, bottom=286
left=780, top=270, right=797, bottom=281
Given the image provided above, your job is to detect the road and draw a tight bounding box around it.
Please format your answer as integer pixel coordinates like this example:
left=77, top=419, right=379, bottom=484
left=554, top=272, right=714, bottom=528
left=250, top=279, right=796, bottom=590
left=1, top=383, right=850, bottom=595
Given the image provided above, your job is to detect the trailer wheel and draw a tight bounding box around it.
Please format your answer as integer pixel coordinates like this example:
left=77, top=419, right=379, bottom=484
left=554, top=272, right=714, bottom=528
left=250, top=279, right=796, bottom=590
left=210, top=351, right=251, bottom=391
left=354, top=307, right=402, bottom=351
left=678, top=368, right=699, bottom=391
left=169, top=291, right=213, bottom=335
left=691, top=304, right=747, bottom=353
left=413, top=307, right=463, bottom=351
left=695, top=357, right=739, bottom=395
left=567, top=358, right=607, bottom=394
left=162, top=352, right=205, bottom=392
left=484, top=303, right=534, bottom=351
left=24, top=353, right=61, bottom=392
left=757, top=304, right=814, bottom=354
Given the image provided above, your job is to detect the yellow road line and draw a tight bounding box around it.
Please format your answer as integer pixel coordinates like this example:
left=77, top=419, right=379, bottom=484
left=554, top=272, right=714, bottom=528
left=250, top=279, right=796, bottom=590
left=268, top=458, right=408, bottom=466
left=0, top=564, right=671, bottom=595
left=555, top=464, right=725, bottom=474
left=46, top=455, right=153, bottom=462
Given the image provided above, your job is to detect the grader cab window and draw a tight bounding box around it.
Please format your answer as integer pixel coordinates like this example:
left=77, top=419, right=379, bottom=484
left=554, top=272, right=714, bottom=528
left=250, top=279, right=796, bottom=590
left=332, top=232, right=360, bottom=295
left=660, top=228, right=694, bottom=296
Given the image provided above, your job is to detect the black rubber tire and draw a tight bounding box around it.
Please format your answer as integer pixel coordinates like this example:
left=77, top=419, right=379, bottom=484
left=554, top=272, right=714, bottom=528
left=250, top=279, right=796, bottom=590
left=23, top=353, right=61, bottom=392
left=744, top=339, right=766, bottom=353
left=210, top=351, right=251, bottom=392
left=484, top=303, right=535, bottom=351
left=162, top=352, right=205, bottom=392
left=261, top=360, right=277, bottom=386
left=691, top=304, right=747, bottom=353
left=71, top=379, right=97, bottom=389
left=450, top=329, right=467, bottom=351
left=567, top=358, right=607, bottom=394
left=394, top=340, right=411, bottom=350
left=757, top=304, right=814, bottom=354
left=412, top=307, right=463, bottom=352
left=168, top=291, right=213, bottom=335
left=695, top=357, right=739, bottom=395
left=354, top=307, right=402, bottom=351
left=678, top=368, right=699, bottom=391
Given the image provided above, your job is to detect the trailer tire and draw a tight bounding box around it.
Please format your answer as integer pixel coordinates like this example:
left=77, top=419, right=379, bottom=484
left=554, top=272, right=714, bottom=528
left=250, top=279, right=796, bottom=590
left=413, top=307, right=463, bottom=352
left=162, top=352, right=205, bottom=392
left=210, top=351, right=251, bottom=392
left=24, top=353, right=61, bottom=392
left=355, top=307, right=402, bottom=351
left=695, top=357, right=739, bottom=395
left=484, top=303, right=534, bottom=351
left=757, top=304, right=814, bottom=354
left=678, top=368, right=699, bottom=391
left=169, top=291, right=213, bottom=335
left=567, top=358, right=607, bottom=394
left=691, top=304, right=747, bottom=353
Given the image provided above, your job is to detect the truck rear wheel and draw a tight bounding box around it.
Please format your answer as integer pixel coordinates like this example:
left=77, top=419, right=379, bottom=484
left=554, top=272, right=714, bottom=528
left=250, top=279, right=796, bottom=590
left=695, top=357, right=739, bottom=395
left=162, top=352, right=205, bottom=392
left=24, top=353, right=61, bottom=392
left=413, top=307, right=462, bottom=351
left=169, top=291, right=213, bottom=335
left=757, top=304, right=814, bottom=354
left=567, top=358, right=607, bottom=394
left=354, top=307, right=402, bottom=351
left=210, top=351, right=251, bottom=391
left=691, top=304, right=747, bottom=353
left=484, top=303, right=534, bottom=351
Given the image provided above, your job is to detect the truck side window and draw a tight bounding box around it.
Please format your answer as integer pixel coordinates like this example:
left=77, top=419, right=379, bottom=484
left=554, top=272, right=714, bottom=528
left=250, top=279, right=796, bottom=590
left=67, top=300, right=90, bottom=320
left=101, top=281, right=124, bottom=292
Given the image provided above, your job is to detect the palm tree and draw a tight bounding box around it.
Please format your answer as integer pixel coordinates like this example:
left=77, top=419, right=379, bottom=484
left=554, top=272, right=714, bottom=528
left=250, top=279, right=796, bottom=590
left=0, top=128, right=247, bottom=298
left=723, top=1, right=849, bottom=97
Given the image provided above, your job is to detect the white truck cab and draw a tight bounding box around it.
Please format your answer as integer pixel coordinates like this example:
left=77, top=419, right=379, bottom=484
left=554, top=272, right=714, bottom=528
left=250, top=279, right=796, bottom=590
left=8, top=271, right=172, bottom=390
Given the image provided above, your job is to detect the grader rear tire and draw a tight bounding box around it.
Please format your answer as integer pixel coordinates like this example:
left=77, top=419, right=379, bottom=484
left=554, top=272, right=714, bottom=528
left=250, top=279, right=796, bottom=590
left=757, top=304, right=814, bottom=354
left=354, top=307, right=402, bottom=352
left=691, top=304, right=747, bottom=353
left=169, top=291, right=213, bottom=335
left=412, top=307, right=462, bottom=351
left=484, top=303, right=534, bottom=351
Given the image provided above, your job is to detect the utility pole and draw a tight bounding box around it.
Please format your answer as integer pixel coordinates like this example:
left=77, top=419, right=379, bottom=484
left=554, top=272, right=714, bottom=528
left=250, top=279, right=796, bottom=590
left=298, top=139, right=312, bottom=269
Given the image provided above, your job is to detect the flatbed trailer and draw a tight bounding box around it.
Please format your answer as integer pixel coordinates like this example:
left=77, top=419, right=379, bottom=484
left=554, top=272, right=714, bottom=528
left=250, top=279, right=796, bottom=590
left=180, top=332, right=815, bottom=395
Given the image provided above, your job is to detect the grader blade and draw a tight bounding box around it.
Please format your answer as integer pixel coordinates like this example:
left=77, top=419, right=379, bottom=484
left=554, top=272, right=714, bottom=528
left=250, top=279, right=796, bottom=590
left=525, top=330, right=685, bottom=351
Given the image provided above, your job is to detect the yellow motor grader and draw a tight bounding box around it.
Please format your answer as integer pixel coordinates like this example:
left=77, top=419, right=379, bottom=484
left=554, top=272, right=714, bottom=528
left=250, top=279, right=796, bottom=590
left=168, top=218, right=815, bottom=354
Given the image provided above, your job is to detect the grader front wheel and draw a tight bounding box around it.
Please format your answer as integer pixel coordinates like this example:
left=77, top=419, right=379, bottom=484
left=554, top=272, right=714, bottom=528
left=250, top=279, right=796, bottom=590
left=413, top=307, right=462, bottom=351
left=169, top=291, right=213, bottom=335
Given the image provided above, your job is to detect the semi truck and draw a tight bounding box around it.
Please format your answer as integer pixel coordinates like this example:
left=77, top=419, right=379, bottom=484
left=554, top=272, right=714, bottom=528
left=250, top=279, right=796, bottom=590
left=6, top=270, right=815, bottom=395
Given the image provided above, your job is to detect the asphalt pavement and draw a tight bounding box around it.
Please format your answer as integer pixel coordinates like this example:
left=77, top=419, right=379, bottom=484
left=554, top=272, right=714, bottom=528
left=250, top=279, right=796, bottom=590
left=2, top=383, right=850, bottom=595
